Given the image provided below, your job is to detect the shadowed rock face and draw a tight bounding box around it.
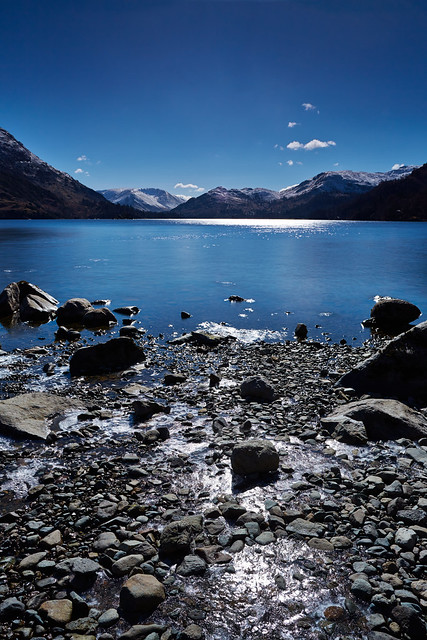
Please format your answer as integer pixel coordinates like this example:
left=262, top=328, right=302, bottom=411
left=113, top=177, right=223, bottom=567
left=0, top=281, right=58, bottom=322
left=324, top=398, right=427, bottom=441
left=337, top=320, right=427, bottom=401
left=370, top=297, right=421, bottom=329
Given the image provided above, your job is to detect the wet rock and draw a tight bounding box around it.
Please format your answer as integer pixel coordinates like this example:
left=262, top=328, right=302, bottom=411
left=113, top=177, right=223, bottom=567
left=18, top=551, right=47, bottom=569
left=82, top=307, right=117, bottom=328
left=0, top=392, right=84, bottom=439
left=70, top=337, right=145, bottom=376
left=320, top=415, right=368, bottom=445
left=324, top=398, right=427, bottom=441
left=182, top=624, right=205, bottom=640
left=111, top=554, right=145, bottom=577
left=159, top=515, right=203, bottom=556
left=55, top=557, right=100, bottom=589
left=113, top=306, right=139, bottom=316
left=295, top=323, right=308, bottom=339
left=350, top=578, right=373, bottom=601
left=395, top=527, right=418, bottom=550
left=98, top=609, right=119, bottom=628
left=176, top=554, right=207, bottom=576
left=228, top=295, right=245, bottom=302
left=370, top=297, right=421, bottom=329
left=0, top=281, right=58, bottom=321
left=0, top=597, right=25, bottom=621
left=20, top=293, right=57, bottom=323
left=39, top=599, right=73, bottom=625
left=120, top=326, right=143, bottom=338
left=93, top=531, right=119, bottom=552
left=231, top=439, right=279, bottom=476
left=133, top=400, right=171, bottom=422
left=119, top=624, right=167, bottom=640
left=0, top=282, right=20, bottom=317
left=56, top=298, right=93, bottom=325
left=337, top=320, right=427, bottom=401
left=286, top=518, right=325, bottom=538
left=120, top=574, right=165, bottom=614
left=240, top=376, right=276, bottom=402
left=181, top=311, right=192, bottom=319
left=164, top=373, right=187, bottom=386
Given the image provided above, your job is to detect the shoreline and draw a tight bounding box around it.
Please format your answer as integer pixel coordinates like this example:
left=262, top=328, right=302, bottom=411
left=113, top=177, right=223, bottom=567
left=1, top=331, right=427, bottom=639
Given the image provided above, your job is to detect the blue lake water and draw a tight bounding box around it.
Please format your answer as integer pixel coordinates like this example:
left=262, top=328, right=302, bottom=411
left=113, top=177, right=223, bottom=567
left=1, top=218, right=427, bottom=350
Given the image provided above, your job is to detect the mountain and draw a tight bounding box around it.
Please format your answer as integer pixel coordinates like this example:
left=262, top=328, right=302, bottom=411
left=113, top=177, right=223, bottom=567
left=172, top=167, right=417, bottom=219
left=0, top=128, right=139, bottom=219
left=98, top=187, right=190, bottom=212
left=338, top=163, right=427, bottom=221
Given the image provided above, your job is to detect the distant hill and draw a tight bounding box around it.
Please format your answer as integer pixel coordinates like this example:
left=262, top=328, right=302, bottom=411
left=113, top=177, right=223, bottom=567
left=337, top=163, right=427, bottom=221
left=99, top=187, right=189, bottom=212
left=0, top=128, right=141, bottom=219
left=172, top=167, right=417, bottom=219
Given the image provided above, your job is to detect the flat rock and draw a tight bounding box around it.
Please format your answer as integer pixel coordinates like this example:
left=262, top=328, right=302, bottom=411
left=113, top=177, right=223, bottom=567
left=39, top=599, right=73, bottom=624
left=0, top=392, right=84, bottom=440
left=325, top=398, right=427, bottom=441
left=120, top=574, right=165, bottom=614
left=286, top=518, right=325, bottom=538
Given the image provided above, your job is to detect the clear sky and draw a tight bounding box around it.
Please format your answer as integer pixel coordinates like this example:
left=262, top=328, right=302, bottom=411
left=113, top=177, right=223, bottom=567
left=1, top=0, right=426, bottom=197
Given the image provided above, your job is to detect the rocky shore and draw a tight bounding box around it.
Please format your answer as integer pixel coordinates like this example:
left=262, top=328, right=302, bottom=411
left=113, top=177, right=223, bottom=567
left=0, top=287, right=427, bottom=640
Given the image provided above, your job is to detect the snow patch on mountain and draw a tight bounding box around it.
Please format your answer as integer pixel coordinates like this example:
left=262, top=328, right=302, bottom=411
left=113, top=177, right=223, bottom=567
left=98, top=187, right=190, bottom=212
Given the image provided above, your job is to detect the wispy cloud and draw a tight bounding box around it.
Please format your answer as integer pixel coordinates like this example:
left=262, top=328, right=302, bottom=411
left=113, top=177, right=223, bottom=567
left=174, top=182, right=204, bottom=193
left=274, top=144, right=284, bottom=151
left=74, top=168, right=90, bottom=176
left=288, top=122, right=299, bottom=128
left=286, top=160, right=294, bottom=166
left=287, top=139, right=336, bottom=151
left=77, top=155, right=87, bottom=162
left=74, top=168, right=84, bottom=174
left=391, top=163, right=404, bottom=170
left=302, top=102, right=316, bottom=111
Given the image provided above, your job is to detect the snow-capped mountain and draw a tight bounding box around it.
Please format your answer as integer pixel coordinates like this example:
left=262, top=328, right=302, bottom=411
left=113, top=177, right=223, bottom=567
left=280, top=166, right=416, bottom=199
left=98, top=187, right=190, bottom=212
left=0, top=127, right=137, bottom=219
left=172, top=166, right=417, bottom=219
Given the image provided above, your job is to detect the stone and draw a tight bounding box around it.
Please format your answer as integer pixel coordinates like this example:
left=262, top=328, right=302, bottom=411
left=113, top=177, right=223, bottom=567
left=133, top=399, right=171, bottom=421
left=41, top=529, right=62, bottom=548
left=181, top=311, right=192, bottom=319
left=0, top=282, right=20, bottom=317
left=240, top=376, right=276, bottom=401
left=182, top=624, right=205, bottom=640
left=0, top=392, right=83, bottom=440
left=111, top=554, right=145, bottom=577
left=337, top=320, right=427, bottom=401
left=286, top=518, right=325, bottom=538
left=56, top=298, right=93, bottom=325
left=98, top=609, right=120, bottom=627
left=20, top=294, right=57, bottom=323
left=0, top=597, right=25, bottom=621
left=39, top=599, right=73, bottom=625
left=55, top=557, right=100, bottom=589
left=176, top=554, right=207, bottom=576
left=120, top=574, right=165, bottom=614
left=228, top=295, right=245, bottom=302
left=18, top=551, right=47, bottom=569
left=350, top=578, right=373, bottom=601
left=231, top=439, right=279, bottom=476
left=159, top=515, right=203, bottom=556
left=324, top=398, right=427, bottom=441
left=113, top=306, right=139, bottom=316
left=82, top=307, right=117, bottom=328
left=93, top=531, right=118, bottom=552
left=370, top=298, right=421, bottom=329
left=395, top=527, right=418, bottom=550
left=320, top=415, right=368, bottom=445
left=391, top=605, right=427, bottom=639
left=119, top=625, right=167, bottom=640
left=164, top=373, right=187, bottom=385
left=295, top=323, right=308, bottom=339
left=70, top=337, right=145, bottom=376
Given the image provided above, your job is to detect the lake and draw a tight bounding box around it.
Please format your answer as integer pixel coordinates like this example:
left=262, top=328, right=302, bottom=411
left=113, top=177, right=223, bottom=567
left=1, top=218, right=427, bottom=351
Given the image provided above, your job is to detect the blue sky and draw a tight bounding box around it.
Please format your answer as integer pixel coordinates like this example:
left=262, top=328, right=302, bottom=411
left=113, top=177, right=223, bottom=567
left=1, top=0, right=426, bottom=196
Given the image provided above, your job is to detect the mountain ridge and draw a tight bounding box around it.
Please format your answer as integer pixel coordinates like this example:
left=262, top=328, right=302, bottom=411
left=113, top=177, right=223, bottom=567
left=98, top=187, right=189, bottom=212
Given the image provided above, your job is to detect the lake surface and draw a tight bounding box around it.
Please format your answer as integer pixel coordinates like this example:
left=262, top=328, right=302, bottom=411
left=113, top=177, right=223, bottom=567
left=1, top=218, right=427, bottom=350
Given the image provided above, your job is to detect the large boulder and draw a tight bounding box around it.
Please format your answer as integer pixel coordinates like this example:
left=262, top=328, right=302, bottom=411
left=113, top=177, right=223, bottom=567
left=231, top=439, right=280, bottom=476
left=240, top=376, right=276, bottom=402
left=82, top=307, right=117, bottom=328
left=70, top=337, right=145, bottom=377
left=56, top=298, right=93, bottom=325
left=0, top=392, right=84, bottom=440
left=337, top=320, right=427, bottom=401
left=120, top=574, right=165, bottom=614
left=324, top=398, right=427, bottom=441
left=370, top=297, right=421, bottom=329
left=0, top=281, right=58, bottom=322
left=159, top=515, right=203, bottom=557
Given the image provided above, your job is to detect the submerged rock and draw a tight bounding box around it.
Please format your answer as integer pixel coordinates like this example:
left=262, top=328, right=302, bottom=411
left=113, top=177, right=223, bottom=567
left=324, top=398, right=427, bottom=441
left=0, top=392, right=84, bottom=440
left=113, top=306, right=139, bottom=315
left=69, top=337, right=145, bottom=376
left=231, top=439, right=279, bottom=476
left=337, top=320, right=427, bottom=401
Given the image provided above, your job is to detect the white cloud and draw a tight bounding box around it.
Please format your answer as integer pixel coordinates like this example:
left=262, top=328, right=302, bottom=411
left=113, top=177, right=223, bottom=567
left=274, top=144, right=284, bottom=151
left=302, top=102, right=316, bottom=111
left=174, top=182, right=204, bottom=192
left=288, top=122, right=298, bottom=128
left=392, top=163, right=404, bottom=170
left=334, top=162, right=340, bottom=166
left=77, top=155, right=87, bottom=162
left=286, top=160, right=294, bottom=166
left=287, top=139, right=336, bottom=151
left=278, top=162, right=283, bottom=166
left=74, top=168, right=84, bottom=174
left=296, top=161, right=303, bottom=165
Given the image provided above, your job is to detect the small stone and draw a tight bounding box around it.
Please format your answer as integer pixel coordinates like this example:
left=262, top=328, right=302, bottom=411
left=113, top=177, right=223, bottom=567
left=39, top=599, right=73, bottom=625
